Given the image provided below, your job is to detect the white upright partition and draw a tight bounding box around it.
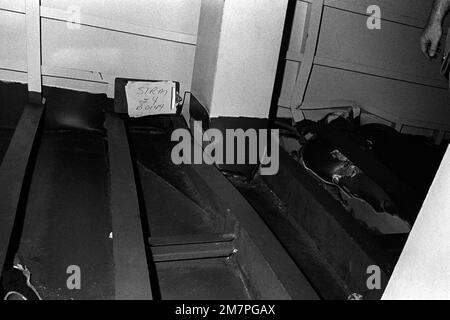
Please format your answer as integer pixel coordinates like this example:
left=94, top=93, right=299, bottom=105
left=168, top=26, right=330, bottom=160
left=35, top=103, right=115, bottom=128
left=382, top=146, right=450, bottom=300
left=0, top=0, right=201, bottom=99
left=192, top=0, right=289, bottom=118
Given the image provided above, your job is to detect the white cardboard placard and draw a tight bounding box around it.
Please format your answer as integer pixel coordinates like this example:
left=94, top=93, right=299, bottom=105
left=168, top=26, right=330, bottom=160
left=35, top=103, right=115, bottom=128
left=125, top=81, right=176, bottom=118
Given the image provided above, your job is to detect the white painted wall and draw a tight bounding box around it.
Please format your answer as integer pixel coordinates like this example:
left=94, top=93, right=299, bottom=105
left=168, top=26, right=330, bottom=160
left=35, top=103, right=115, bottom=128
left=192, top=0, right=288, bottom=118
left=305, top=66, right=450, bottom=128
left=0, top=0, right=24, bottom=12
left=382, top=146, right=450, bottom=300
left=0, top=0, right=201, bottom=98
left=317, top=7, right=443, bottom=84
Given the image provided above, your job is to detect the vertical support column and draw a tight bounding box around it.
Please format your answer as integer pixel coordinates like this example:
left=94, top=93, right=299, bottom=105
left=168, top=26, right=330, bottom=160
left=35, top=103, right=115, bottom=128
left=192, top=0, right=289, bottom=119
left=25, top=0, right=42, bottom=103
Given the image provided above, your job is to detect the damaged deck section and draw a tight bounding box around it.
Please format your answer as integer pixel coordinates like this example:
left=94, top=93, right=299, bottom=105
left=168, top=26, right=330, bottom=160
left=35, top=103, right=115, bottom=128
left=1, top=83, right=319, bottom=300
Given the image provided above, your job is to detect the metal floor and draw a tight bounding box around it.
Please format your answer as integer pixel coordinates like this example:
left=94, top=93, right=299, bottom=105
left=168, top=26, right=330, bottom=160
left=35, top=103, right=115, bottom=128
left=0, top=82, right=318, bottom=300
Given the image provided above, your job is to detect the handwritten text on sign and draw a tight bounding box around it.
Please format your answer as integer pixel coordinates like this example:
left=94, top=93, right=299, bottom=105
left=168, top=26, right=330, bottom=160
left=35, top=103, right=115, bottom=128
left=125, top=81, right=176, bottom=118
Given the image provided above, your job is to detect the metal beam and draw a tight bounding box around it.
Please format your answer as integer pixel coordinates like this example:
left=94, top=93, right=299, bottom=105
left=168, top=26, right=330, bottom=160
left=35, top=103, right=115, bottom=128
left=105, top=113, right=153, bottom=300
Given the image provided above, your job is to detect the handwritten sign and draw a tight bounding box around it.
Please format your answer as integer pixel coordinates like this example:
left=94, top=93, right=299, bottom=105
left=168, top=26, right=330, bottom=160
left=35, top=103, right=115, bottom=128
left=125, top=81, right=176, bottom=118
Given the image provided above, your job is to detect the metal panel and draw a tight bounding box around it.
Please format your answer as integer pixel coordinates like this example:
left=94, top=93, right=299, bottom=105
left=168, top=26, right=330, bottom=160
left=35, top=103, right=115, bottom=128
left=0, top=103, right=44, bottom=274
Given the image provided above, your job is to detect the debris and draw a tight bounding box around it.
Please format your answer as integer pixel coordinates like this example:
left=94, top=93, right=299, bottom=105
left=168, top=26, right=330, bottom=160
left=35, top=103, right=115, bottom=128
left=347, top=293, right=363, bottom=300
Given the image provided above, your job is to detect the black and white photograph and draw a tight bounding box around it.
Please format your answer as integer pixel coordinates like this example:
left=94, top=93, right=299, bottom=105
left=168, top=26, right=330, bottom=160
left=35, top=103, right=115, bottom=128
left=0, top=0, right=449, bottom=310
